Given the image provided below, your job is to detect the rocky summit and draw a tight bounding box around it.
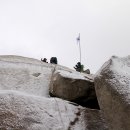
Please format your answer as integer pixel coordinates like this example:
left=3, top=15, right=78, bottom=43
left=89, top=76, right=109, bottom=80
left=0, top=55, right=107, bottom=130
left=0, top=55, right=130, bottom=130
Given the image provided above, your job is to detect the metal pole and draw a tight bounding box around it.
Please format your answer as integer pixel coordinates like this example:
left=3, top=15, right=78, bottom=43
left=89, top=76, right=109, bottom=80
left=78, top=33, right=81, bottom=64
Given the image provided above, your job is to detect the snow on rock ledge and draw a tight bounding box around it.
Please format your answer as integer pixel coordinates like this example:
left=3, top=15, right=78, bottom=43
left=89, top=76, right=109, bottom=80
left=94, top=55, right=130, bottom=130
left=0, top=90, right=108, bottom=130
left=0, top=55, right=54, bottom=97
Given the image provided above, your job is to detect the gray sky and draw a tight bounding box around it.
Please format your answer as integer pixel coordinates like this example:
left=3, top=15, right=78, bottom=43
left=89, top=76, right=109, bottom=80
left=0, top=0, right=130, bottom=73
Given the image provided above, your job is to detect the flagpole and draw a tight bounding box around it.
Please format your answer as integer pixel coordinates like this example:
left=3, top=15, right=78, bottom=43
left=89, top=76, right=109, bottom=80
left=78, top=33, right=81, bottom=64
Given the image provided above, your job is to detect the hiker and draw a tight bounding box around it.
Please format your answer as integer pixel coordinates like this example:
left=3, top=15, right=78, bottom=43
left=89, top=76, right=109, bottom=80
left=41, top=58, right=48, bottom=63
left=50, top=57, right=58, bottom=64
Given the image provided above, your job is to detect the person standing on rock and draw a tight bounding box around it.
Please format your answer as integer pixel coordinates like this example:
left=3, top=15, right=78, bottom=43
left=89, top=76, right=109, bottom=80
left=50, top=57, right=58, bottom=64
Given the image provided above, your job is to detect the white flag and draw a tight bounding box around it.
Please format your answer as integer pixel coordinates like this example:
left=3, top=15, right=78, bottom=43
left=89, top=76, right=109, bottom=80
left=76, top=34, right=80, bottom=42
left=77, top=35, right=80, bottom=41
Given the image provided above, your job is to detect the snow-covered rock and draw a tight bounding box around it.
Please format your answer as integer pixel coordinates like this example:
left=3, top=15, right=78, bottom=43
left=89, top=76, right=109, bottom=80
left=0, top=55, right=108, bottom=130
left=0, top=55, right=54, bottom=97
left=0, top=90, right=108, bottom=130
left=94, top=56, right=130, bottom=130
left=49, top=69, right=99, bottom=109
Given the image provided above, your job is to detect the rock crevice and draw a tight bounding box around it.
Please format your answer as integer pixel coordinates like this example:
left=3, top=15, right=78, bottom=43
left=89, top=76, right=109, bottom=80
left=0, top=55, right=108, bottom=130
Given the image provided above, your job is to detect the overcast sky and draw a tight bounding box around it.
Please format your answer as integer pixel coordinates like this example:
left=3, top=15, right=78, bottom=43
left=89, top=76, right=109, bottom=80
left=0, top=0, right=130, bottom=73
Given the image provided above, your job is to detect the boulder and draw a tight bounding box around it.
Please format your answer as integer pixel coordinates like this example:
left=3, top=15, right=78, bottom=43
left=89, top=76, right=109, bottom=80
left=50, top=69, right=99, bottom=109
left=0, top=90, right=108, bottom=130
left=94, top=56, right=130, bottom=130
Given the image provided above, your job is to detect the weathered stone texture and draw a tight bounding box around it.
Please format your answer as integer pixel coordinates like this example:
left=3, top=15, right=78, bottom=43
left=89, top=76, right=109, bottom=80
left=95, top=56, right=130, bottom=130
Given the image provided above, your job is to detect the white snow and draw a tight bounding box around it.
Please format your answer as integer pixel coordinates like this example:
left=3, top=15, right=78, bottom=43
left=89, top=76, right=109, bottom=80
left=0, top=56, right=54, bottom=97
left=55, top=69, right=94, bottom=82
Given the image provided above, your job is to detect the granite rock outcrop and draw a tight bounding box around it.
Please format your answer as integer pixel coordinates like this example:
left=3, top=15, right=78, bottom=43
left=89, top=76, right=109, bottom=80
left=95, top=56, right=130, bottom=130
left=0, top=55, right=107, bottom=130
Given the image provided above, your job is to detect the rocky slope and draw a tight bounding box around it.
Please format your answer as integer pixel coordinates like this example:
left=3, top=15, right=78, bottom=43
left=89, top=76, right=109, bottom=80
left=1, top=55, right=130, bottom=130
left=0, top=56, right=130, bottom=130
left=0, top=55, right=107, bottom=130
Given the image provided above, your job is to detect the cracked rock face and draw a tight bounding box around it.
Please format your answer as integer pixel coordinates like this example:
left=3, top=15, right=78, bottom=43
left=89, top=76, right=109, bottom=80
left=94, top=56, right=130, bottom=130
left=0, top=55, right=108, bottom=130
